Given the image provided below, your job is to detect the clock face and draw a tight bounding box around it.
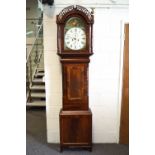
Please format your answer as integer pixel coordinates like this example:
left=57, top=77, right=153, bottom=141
left=64, top=17, right=86, bottom=51
left=65, top=27, right=86, bottom=50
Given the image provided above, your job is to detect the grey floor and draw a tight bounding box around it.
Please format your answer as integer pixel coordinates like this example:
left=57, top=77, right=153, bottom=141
left=26, top=108, right=129, bottom=155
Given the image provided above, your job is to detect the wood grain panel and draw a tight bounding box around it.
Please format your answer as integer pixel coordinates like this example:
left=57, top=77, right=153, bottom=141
left=67, top=65, right=84, bottom=100
left=60, top=110, right=92, bottom=146
left=63, top=63, right=88, bottom=110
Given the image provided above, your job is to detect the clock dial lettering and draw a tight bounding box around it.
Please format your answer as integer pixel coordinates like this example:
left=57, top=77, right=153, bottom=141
left=65, top=27, right=86, bottom=50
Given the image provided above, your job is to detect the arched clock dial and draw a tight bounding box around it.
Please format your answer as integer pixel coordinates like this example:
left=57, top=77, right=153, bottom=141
left=65, top=27, right=86, bottom=50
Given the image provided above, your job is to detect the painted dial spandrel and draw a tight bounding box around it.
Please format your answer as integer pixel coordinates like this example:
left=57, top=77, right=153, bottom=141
left=65, top=27, right=86, bottom=50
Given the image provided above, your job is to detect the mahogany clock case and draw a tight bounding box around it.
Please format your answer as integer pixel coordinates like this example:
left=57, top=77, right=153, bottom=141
left=56, top=5, right=94, bottom=151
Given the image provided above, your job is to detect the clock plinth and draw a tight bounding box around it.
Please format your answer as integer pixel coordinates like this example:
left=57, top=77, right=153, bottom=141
left=60, top=109, right=92, bottom=152
left=56, top=5, right=94, bottom=151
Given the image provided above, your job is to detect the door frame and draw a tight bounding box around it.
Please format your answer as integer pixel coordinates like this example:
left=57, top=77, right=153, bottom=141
left=117, top=20, right=129, bottom=143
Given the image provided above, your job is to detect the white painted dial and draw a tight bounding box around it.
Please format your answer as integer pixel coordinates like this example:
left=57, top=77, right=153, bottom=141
left=65, top=27, right=86, bottom=50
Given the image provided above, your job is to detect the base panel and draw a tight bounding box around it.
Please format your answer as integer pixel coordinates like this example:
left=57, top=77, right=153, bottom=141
left=59, top=109, right=92, bottom=152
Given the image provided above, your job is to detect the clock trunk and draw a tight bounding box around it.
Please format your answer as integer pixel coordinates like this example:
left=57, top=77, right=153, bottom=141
left=62, top=61, right=88, bottom=110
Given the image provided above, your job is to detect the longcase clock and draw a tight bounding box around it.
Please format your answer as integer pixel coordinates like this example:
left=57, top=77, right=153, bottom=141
left=56, top=5, right=94, bottom=151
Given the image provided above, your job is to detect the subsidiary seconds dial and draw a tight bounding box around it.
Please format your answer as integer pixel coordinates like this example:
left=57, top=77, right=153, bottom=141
left=65, top=27, right=86, bottom=50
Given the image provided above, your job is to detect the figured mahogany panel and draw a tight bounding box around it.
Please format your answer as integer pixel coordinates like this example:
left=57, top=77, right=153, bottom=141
left=63, top=63, right=88, bottom=110
left=68, top=65, right=84, bottom=99
left=60, top=110, right=92, bottom=146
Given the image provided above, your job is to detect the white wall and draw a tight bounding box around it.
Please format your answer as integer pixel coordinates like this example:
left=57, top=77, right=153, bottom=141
left=54, top=0, right=129, bottom=6
left=44, top=4, right=128, bottom=143
left=90, top=8, right=128, bottom=143
left=44, top=8, right=62, bottom=142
